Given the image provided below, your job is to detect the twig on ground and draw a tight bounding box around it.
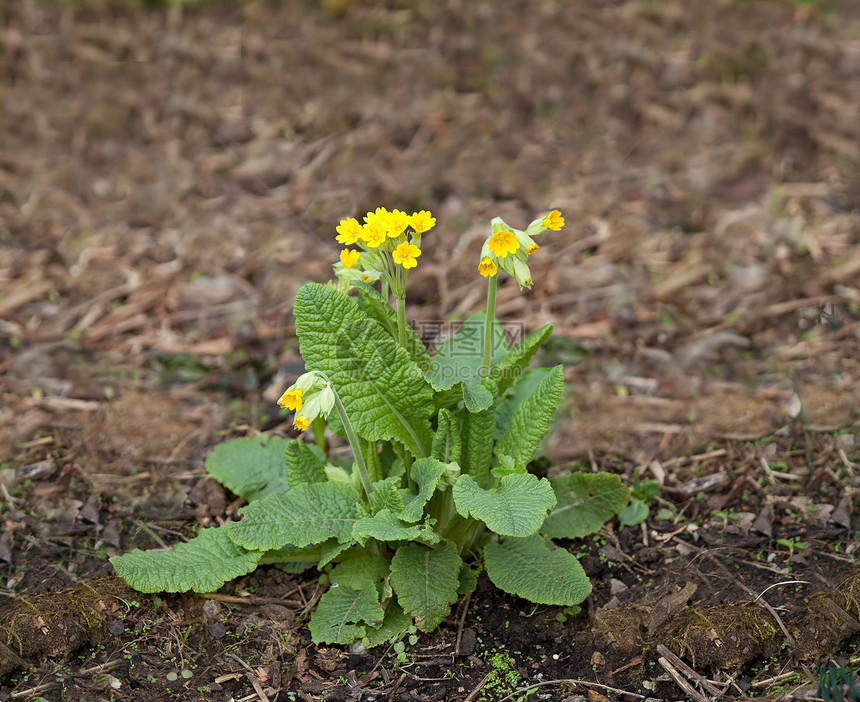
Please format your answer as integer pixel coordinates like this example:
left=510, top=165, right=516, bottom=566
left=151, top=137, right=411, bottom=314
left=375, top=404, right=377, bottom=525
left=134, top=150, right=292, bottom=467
left=656, top=644, right=725, bottom=698
left=496, top=678, right=647, bottom=702
left=386, top=672, right=406, bottom=702
left=463, top=671, right=491, bottom=702
left=658, top=654, right=709, bottom=702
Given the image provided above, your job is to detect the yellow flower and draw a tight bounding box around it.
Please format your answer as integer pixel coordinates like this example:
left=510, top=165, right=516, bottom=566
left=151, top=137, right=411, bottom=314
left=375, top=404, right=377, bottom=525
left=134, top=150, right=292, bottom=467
left=392, top=242, right=421, bottom=269
left=386, top=209, right=411, bottom=238
left=361, top=274, right=372, bottom=282
left=340, top=249, right=360, bottom=268
left=527, top=243, right=540, bottom=254
left=278, top=388, right=303, bottom=411
left=410, top=210, right=436, bottom=234
left=542, top=210, right=564, bottom=231
left=294, top=415, right=310, bottom=431
left=336, top=217, right=363, bottom=245
left=364, top=207, right=390, bottom=227
left=362, top=221, right=387, bottom=248
left=478, top=257, right=498, bottom=277
left=488, top=230, right=520, bottom=258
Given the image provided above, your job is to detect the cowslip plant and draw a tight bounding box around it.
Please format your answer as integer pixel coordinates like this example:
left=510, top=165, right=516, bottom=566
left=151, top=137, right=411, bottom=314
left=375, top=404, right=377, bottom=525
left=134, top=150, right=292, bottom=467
left=111, top=207, right=634, bottom=646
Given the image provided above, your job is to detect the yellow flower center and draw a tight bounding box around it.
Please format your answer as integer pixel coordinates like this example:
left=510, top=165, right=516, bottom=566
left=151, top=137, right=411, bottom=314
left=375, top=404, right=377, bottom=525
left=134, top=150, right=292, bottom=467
left=393, top=242, right=421, bottom=269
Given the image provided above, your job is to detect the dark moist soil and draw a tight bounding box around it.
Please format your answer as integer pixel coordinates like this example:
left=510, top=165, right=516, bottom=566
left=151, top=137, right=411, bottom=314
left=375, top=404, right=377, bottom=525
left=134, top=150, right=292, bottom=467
left=1, top=1, right=860, bottom=700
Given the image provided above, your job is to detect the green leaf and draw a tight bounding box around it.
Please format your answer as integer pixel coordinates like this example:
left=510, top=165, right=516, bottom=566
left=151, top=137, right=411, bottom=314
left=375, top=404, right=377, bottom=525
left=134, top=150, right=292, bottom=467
left=453, top=473, right=556, bottom=537
left=458, top=564, right=480, bottom=595
left=494, top=368, right=549, bottom=440
left=356, top=283, right=431, bottom=369
left=264, top=542, right=325, bottom=574
left=318, top=540, right=354, bottom=569
left=491, top=453, right=525, bottom=478
left=363, top=437, right=383, bottom=484
left=205, top=435, right=290, bottom=503
left=492, top=324, right=554, bottom=395
left=227, top=482, right=359, bottom=551
left=329, top=555, right=390, bottom=590
left=618, top=498, right=650, bottom=528
left=111, top=526, right=262, bottom=594
left=369, top=476, right=404, bottom=515
left=426, top=312, right=507, bottom=413
left=352, top=509, right=440, bottom=545
left=295, top=283, right=434, bottom=458
left=494, top=365, right=565, bottom=467
left=431, top=408, right=461, bottom=463
left=460, top=403, right=496, bottom=488
left=284, top=440, right=327, bottom=487
left=309, top=585, right=384, bottom=645
left=399, top=457, right=446, bottom=522
left=541, top=472, right=630, bottom=539
left=390, top=541, right=462, bottom=632
left=363, top=601, right=413, bottom=648
left=484, top=535, right=592, bottom=606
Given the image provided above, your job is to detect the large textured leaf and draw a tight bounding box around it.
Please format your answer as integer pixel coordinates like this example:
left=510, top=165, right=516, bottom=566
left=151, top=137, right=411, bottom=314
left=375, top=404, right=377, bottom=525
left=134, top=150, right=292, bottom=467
left=329, top=555, right=390, bottom=590
left=308, top=585, right=384, bottom=645
left=452, top=473, right=556, bottom=537
left=284, top=440, right=327, bottom=487
left=541, top=472, right=630, bottom=539
left=356, top=283, right=431, bottom=369
left=493, top=324, right=554, bottom=395
left=494, top=368, right=549, bottom=440
left=205, top=435, right=290, bottom=503
left=226, top=482, right=359, bottom=551
left=363, top=601, right=413, bottom=648
left=460, top=402, right=496, bottom=488
left=389, top=541, right=462, bottom=632
left=352, top=509, right=440, bottom=545
left=484, top=535, right=592, bottom=606
left=494, top=365, right=565, bottom=467
left=111, top=526, right=262, bottom=594
left=426, top=311, right=508, bottom=413
left=294, top=283, right=433, bottom=457
left=399, top=457, right=446, bottom=522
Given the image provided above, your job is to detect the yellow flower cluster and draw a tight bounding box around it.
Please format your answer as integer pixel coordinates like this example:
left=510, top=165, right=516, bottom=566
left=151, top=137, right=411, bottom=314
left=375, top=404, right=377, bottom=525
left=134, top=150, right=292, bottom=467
left=277, top=371, right=335, bottom=433
left=333, top=207, right=435, bottom=295
left=478, top=210, right=564, bottom=289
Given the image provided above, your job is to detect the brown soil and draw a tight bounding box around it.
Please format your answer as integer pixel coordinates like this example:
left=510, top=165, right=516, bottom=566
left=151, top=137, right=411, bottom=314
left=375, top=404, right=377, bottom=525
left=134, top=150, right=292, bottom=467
left=1, top=0, right=859, bottom=700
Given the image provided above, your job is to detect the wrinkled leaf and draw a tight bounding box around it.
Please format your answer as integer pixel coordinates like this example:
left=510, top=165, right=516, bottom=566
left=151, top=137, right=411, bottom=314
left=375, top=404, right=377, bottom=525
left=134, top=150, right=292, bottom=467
left=484, top=535, right=591, bottom=606
left=227, top=481, right=359, bottom=551
left=453, top=473, right=556, bottom=537
left=111, top=526, right=262, bottom=594
left=205, top=435, right=290, bottom=503
left=541, top=472, right=630, bottom=539
left=390, top=541, right=461, bottom=632
left=309, top=584, right=384, bottom=645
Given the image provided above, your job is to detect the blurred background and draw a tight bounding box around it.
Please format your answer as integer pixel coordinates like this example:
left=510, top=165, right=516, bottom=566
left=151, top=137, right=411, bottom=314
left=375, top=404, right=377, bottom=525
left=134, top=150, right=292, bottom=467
left=1, top=0, right=858, bottom=475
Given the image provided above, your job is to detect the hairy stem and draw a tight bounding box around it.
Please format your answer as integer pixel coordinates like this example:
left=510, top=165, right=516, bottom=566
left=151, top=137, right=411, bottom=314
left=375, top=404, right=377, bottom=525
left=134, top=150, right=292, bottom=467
left=332, top=388, right=373, bottom=501
left=481, top=274, right=498, bottom=379
left=396, top=294, right=407, bottom=348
